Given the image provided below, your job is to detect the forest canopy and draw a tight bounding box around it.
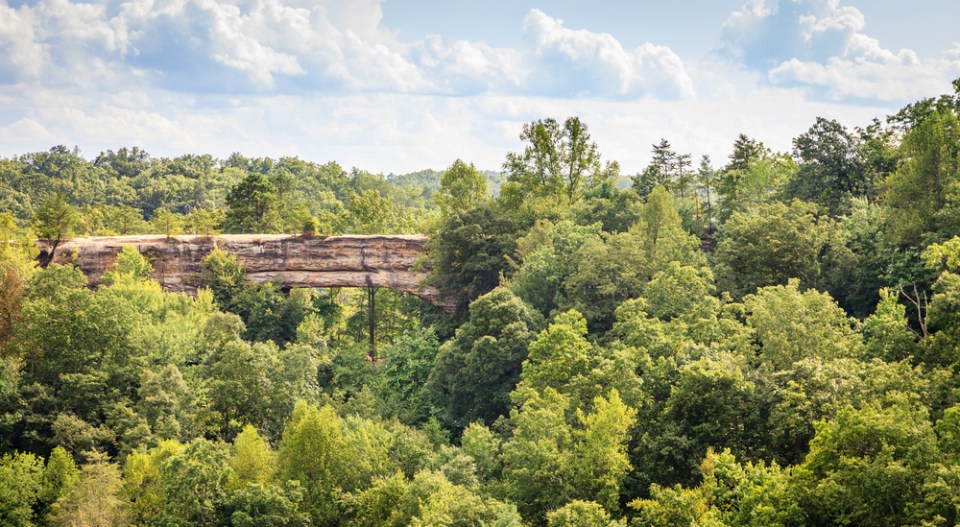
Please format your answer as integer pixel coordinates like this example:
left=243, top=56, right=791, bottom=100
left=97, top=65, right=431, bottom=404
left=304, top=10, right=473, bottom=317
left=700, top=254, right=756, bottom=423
left=1, top=81, right=960, bottom=527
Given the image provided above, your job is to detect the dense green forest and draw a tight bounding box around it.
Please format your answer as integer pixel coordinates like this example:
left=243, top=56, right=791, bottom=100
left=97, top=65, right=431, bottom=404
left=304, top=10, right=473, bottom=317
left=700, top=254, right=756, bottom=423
left=1, top=81, right=960, bottom=527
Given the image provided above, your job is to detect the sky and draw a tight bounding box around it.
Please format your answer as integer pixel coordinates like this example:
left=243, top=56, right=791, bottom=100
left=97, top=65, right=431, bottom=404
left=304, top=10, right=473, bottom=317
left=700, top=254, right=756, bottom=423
left=0, top=0, right=958, bottom=174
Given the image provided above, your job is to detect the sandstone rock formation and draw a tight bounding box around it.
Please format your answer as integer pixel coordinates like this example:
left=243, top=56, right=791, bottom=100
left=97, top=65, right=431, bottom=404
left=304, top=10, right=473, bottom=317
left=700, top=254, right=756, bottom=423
left=37, top=234, right=452, bottom=311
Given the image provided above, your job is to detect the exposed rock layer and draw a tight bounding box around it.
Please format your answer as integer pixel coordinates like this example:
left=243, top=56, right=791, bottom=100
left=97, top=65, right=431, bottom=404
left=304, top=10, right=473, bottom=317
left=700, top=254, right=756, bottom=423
left=37, top=234, right=452, bottom=311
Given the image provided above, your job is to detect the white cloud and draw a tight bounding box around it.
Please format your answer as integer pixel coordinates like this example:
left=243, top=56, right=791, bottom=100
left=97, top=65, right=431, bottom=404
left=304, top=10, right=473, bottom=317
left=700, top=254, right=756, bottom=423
left=718, top=0, right=770, bottom=59
left=523, top=9, right=694, bottom=99
left=722, top=0, right=960, bottom=101
left=201, top=2, right=307, bottom=87
left=0, top=117, right=54, bottom=146
left=0, top=1, right=699, bottom=100
left=412, top=35, right=525, bottom=94
left=0, top=0, right=428, bottom=93
left=769, top=36, right=960, bottom=101
left=0, top=3, right=46, bottom=81
left=797, top=1, right=863, bottom=42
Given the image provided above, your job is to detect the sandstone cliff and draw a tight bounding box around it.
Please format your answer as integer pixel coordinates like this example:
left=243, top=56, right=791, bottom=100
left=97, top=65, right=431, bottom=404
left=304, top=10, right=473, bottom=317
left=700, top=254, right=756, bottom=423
left=36, top=234, right=451, bottom=311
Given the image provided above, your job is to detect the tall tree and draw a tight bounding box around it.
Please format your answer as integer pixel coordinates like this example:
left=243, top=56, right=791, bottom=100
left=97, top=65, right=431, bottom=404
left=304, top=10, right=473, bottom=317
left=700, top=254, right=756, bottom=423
left=795, top=404, right=939, bottom=527
left=725, top=133, right=765, bottom=173
left=428, top=203, right=519, bottom=316
left=786, top=117, right=866, bottom=214
left=48, top=451, right=128, bottom=527
left=565, top=186, right=704, bottom=330
left=427, top=287, right=543, bottom=430
left=502, top=117, right=601, bottom=206
left=225, top=173, right=280, bottom=233
left=346, top=189, right=398, bottom=234
left=150, top=207, right=183, bottom=239
left=435, top=159, right=488, bottom=216
left=33, top=194, right=79, bottom=265
left=632, top=139, right=692, bottom=199
left=695, top=155, right=717, bottom=228
left=883, top=107, right=960, bottom=245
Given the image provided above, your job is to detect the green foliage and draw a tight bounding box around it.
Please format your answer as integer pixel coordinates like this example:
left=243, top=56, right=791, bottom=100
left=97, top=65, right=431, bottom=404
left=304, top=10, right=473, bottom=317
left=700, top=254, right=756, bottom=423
left=202, top=248, right=317, bottom=345
left=0, top=212, right=38, bottom=273
left=921, top=270, right=960, bottom=366
left=764, top=357, right=951, bottom=466
left=547, top=500, right=623, bottom=527
left=151, top=207, right=183, bottom=238
left=0, top=451, right=44, bottom=527
left=135, top=364, right=199, bottom=442
left=203, top=247, right=247, bottom=309
left=744, top=280, right=863, bottom=370
left=510, top=219, right=602, bottom=317
left=101, top=245, right=154, bottom=285
left=437, top=159, right=488, bottom=215
left=13, top=265, right=144, bottom=453
left=838, top=198, right=908, bottom=316
left=502, top=116, right=600, bottom=207
left=631, top=139, right=693, bottom=199
left=33, top=194, right=79, bottom=244
left=226, top=173, right=281, bottom=233
left=572, top=171, right=642, bottom=233
left=629, top=479, right=727, bottom=527
left=277, top=402, right=349, bottom=525
left=664, top=353, right=762, bottom=471
left=923, top=235, right=960, bottom=272
left=229, top=282, right=294, bottom=343
left=346, top=188, right=396, bottom=234
left=501, top=387, right=636, bottom=524
left=862, top=288, right=919, bottom=362
left=629, top=449, right=802, bottom=527
left=519, top=310, right=592, bottom=398
left=565, top=186, right=703, bottom=330
left=0, top=214, right=36, bottom=355
left=883, top=107, right=960, bottom=246
left=936, top=405, right=960, bottom=455
left=786, top=117, right=876, bottom=214
left=428, top=202, right=519, bottom=316
left=40, top=446, right=78, bottom=512
left=642, top=262, right=716, bottom=322
left=374, top=330, right=440, bottom=424
left=225, top=481, right=311, bottom=527
left=206, top=338, right=317, bottom=439
left=7, top=92, right=960, bottom=527
left=716, top=136, right=794, bottom=220
left=228, top=425, right=277, bottom=490
left=795, top=404, right=939, bottom=527
left=427, top=287, right=542, bottom=430
left=47, top=451, right=129, bottom=527
left=123, top=439, right=184, bottom=525
left=345, top=470, right=522, bottom=527
left=158, top=438, right=232, bottom=526
left=460, top=422, right=502, bottom=484
left=715, top=200, right=855, bottom=300
left=186, top=208, right=223, bottom=236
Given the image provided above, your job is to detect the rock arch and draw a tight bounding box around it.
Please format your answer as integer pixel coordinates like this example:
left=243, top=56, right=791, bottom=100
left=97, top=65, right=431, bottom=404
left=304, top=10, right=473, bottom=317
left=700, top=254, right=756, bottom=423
left=37, top=234, right=452, bottom=311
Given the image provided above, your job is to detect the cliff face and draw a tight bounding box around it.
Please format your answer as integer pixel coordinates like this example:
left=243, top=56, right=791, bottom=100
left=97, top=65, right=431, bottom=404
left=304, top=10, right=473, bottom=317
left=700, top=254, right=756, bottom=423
left=36, top=234, right=452, bottom=311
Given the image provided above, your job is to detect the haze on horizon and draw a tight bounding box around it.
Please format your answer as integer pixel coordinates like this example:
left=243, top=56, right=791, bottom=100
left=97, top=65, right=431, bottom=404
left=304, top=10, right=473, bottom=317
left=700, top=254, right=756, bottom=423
left=0, top=0, right=958, bottom=174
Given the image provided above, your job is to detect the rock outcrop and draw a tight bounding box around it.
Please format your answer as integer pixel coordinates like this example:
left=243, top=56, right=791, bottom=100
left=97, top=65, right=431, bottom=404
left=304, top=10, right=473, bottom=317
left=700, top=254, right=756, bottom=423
left=37, top=234, right=452, bottom=311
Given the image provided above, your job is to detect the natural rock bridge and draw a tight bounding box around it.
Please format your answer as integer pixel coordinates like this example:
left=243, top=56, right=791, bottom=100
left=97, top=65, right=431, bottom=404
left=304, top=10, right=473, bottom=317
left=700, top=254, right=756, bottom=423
left=37, top=234, right=453, bottom=311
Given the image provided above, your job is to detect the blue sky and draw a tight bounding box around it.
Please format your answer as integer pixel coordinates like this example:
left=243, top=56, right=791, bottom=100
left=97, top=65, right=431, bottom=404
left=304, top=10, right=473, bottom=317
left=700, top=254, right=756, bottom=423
left=0, top=0, right=958, bottom=174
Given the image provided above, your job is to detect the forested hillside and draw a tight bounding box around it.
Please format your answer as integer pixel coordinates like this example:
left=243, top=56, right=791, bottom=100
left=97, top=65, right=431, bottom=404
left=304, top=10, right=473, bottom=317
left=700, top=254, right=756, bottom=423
left=1, top=82, right=960, bottom=527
